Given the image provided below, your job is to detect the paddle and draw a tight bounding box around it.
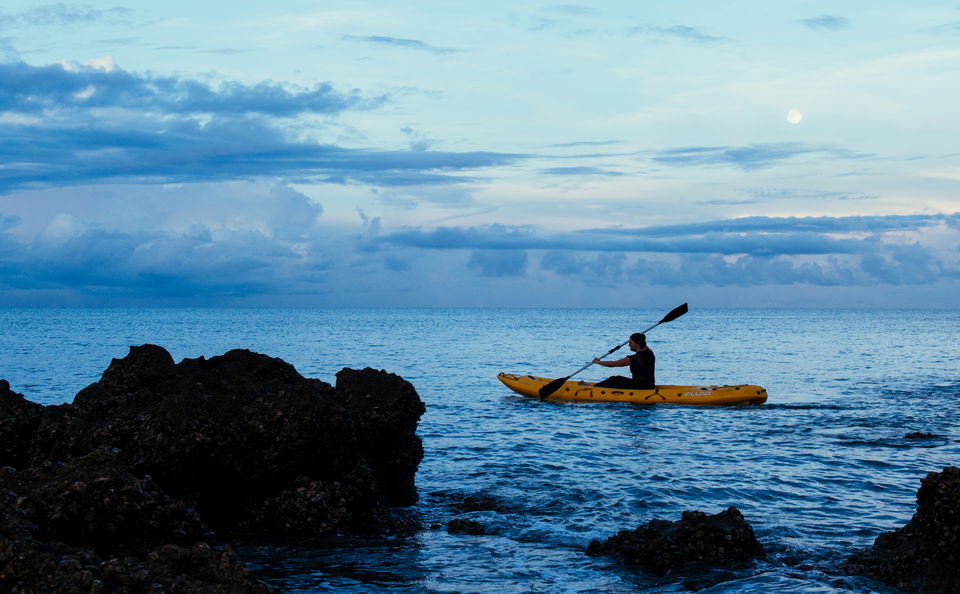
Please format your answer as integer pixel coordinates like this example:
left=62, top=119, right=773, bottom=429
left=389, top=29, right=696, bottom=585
left=537, top=303, right=689, bottom=401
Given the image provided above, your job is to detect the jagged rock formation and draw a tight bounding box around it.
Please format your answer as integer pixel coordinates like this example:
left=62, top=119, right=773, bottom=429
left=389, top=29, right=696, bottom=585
left=586, top=507, right=765, bottom=573
left=0, top=345, right=425, bottom=592
left=844, top=466, right=960, bottom=593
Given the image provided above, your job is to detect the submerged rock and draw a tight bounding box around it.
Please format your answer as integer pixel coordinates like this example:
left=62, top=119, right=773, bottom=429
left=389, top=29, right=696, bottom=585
left=429, top=491, right=510, bottom=513
left=843, top=466, right=960, bottom=593
left=447, top=518, right=486, bottom=535
left=586, top=507, right=765, bottom=574
left=0, top=345, right=426, bottom=591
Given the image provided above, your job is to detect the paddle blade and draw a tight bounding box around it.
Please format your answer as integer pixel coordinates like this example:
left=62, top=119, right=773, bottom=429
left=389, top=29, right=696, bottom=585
left=659, top=302, right=688, bottom=324
left=538, top=376, right=569, bottom=401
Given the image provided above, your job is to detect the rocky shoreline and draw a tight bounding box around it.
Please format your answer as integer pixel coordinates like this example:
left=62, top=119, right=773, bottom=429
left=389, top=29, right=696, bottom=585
left=1, top=345, right=957, bottom=592
left=585, top=506, right=765, bottom=573
left=842, top=466, right=960, bottom=592
left=0, top=345, right=425, bottom=592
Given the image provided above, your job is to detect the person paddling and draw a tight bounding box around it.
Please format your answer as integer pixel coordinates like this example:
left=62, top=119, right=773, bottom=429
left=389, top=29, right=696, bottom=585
left=593, top=333, right=655, bottom=389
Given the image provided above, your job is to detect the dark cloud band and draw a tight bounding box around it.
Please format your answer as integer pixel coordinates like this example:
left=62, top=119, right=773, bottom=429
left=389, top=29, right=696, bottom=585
left=0, top=61, right=383, bottom=116
left=0, top=61, right=523, bottom=193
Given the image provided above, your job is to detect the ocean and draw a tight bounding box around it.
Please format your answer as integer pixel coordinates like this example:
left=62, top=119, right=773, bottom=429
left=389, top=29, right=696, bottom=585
left=2, top=307, right=958, bottom=592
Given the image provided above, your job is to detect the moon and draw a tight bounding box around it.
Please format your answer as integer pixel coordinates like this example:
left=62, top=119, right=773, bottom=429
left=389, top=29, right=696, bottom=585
left=786, top=109, right=803, bottom=124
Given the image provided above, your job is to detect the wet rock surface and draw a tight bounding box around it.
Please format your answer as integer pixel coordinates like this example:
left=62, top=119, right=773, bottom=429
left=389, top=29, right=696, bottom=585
left=586, top=507, right=765, bottom=574
left=0, top=345, right=425, bottom=592
left=429, top=491, right=511, bottom=514
left=0, top=447, right=271, bottom=593
left=904, top=432, right=938, bottom=440
left=447, top=518, right=486, bottom=535
left=844, top=466, right=960, bottom=593
left=0, top=380, right=42, bottom=469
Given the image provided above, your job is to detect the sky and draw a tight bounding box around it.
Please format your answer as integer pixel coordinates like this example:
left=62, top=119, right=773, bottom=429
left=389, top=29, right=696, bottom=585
left=1, top=1, right=959, bottom=307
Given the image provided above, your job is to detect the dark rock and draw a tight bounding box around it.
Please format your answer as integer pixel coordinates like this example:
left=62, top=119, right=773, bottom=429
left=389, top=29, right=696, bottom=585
left=0, top=447, right=209, bottom=556
left=447, top=518, right=486, bottom=535
left=0, top=538, right=272, bottom=593
left=586, top=507, right=765, bottom=574
left=2, top=345, right=425, bottom=536
left=0, top=448, right=270, bottom=593
left=843, top=466, right=960, bottom=593
left=0, top=379, right=43, bottom=469
left=429, top=491, right=509, bottom=513
left=335, top=367, right=426, bottom=509
left=0, top=345, right=426, bottom=591
left=454, top=494, right=507, bottom=513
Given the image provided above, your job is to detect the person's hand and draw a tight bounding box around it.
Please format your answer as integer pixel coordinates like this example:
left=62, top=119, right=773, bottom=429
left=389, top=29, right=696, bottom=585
left=592, top=358, right=601, bottom=364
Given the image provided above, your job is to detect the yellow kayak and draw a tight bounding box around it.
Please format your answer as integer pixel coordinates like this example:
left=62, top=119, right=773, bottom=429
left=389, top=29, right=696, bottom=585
left=497, top=373, right=767, bottom=406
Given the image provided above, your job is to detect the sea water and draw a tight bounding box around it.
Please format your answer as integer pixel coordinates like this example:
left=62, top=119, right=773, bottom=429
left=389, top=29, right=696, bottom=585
left=2, top=307, right=958, bottom=592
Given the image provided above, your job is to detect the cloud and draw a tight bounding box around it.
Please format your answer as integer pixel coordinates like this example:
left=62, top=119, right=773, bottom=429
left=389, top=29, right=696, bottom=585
left=628, top=254, right=863, bottom=287
left=341, top=35, right=458, bottom=55
left=0, top=61, right=523, bottom=194
left=8, top=228, right=296, bottom=297
left=378, top=218, right=892, bottom=256
left=0, top=37, right=19, bottom=61
left=381, top=224, right=543, bottom=250
left=0, top=181, right=528, bottom=305
left=541, top=251, right=627, bottom=286
left=930, top=22, right=960, bottom=33
left=2, top=195, right=958, bottom=305
left=0, top=61, right=383, bottom=116
left=694, top=199, right=758, bottom=206
left=627, top=24, right=725, bottom=43
left=372, top=184, right=479, bottom=208
left=801, top=15, right=851, bottom=31
left=371, top=213, right=960, bottom=288
left=401, top=126, right=437, bottom=151
left=651, top=143, right=869, bottom=170
left=550, top=140, right=621, bottom=148
left=2, top=222, right=265, bottom=297
left=859, top=243, right=946, bottom=284
left=384, top=255, right=411, bottom=272
left=587, top=213, right=959, bottom=238
left=0, top=116, right=518, bottom=193
left=540, top=166, right=624, bottom=176
left=0, top=214, right=18, bottom=230
left=0, top=215, right=20, bottom=254
left=0, top=4, right=131, bottom=28
left=744, top=188, right=879, bottom=202
left=3, top=181, right=325, bottom=239
left=0, top=181, right=333, bottom=299
left=546, top=5, right=597, bottom=16
left=634, top=244, right=960, bottom=287
left=467, top=250, right=528, bottom=277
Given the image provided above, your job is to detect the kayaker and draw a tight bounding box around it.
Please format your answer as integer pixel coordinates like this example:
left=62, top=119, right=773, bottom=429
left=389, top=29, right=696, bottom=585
left=593, top=333, right=655, bottom=389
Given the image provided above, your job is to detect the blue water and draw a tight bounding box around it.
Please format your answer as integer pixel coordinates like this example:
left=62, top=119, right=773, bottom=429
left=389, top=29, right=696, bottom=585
left=2, top=307, right=958, bottom=592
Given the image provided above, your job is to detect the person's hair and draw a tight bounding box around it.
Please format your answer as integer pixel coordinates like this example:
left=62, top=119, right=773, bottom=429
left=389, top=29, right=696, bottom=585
left=630, top=333, right=646, bottom=345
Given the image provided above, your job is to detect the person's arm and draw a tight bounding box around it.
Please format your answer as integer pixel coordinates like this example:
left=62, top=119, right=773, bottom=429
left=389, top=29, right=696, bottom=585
left=593, top=356, right=630, bottom=367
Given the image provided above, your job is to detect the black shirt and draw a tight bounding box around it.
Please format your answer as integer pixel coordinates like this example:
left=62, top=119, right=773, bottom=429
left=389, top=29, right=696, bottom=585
left=628, top=348, right=656, bottom=389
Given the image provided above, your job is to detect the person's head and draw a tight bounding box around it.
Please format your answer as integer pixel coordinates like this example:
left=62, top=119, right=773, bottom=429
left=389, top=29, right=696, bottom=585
left=629, top=333, right=646, bottom=349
